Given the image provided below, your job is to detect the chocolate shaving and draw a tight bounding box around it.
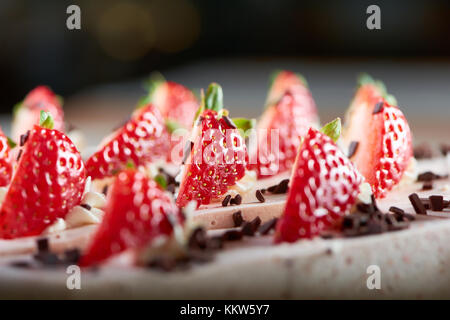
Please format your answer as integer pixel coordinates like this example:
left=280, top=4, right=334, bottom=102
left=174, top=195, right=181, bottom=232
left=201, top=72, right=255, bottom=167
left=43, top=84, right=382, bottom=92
left=258, top=218, right=278, bottom=235
left=9, top=261, right=32, bottom=269
left=20, top=130, right=30, bottom=147
left=409, top=193, right=427, bottom=215
left=233, top=194, right=242, bottom=205
left=422, top=181, right=433, bottom=190
left=36, top=237, right=49, bottom=253
left=389, top=206, right=405, bottom=215
left=222, top=195, right=231, bottom=207
left=222, top=230, right=243, bottom=241
left=440, top=144, right=450, bottom=156
left=232, top=211, right=244, bottom=227
left=429, top=195, right=444, bottom=211
left=147, top=256, right=177, bottom=272
left=373, top=101, right=384, bottom=114
left=33, top=252, right=61, bottom=266
left=64, top=248, right=81, bottom=264
left=102, top=185, right=108, bottom=195
left=222, top=116, right=237, bottom=129
left=16, top=149, right=22, bottom=161
left=414, top=143, right=433, bottom=159
left=188, top=227, right=207, bottom=250
left=348, top=141, right=359, bottom=158
left=241, top=217, right=261, bottom=236
left=267, top=179, right=290, bottom=194
left=255, top=190, right=265, bottom=203
left=417, top=171, right=448, bottom=182
left=80, top=203, right=91, bottom=211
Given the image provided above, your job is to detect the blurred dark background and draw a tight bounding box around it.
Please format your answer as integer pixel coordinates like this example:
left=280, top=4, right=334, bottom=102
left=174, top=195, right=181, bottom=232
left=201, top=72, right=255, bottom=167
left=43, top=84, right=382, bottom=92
left=1, top=0, right=450, bottom=144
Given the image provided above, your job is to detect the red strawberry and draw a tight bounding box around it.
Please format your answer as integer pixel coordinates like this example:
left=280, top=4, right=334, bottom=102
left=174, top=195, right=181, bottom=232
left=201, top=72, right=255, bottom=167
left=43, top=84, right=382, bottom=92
left=176, top=83, right=250, bottom=208
left=254, top=72, right=319, bottom=178
left=140, top=76, right=199, bottom=164
left=0, top=128, right=14, bottom=187
left=80, top=169, right=182, bottom=267
left=144, top=77, right=199, bottom=129
left=12, top=86, right=64, bottom=142
left=86, top=104, right=169, bottom=180
left=266, top=70, right=308, bottom=105
left=275, top=121, right=362, bottom=242
left=343, top=75, right=412, bottom=198
left=0, top=112, right=86, bottom=239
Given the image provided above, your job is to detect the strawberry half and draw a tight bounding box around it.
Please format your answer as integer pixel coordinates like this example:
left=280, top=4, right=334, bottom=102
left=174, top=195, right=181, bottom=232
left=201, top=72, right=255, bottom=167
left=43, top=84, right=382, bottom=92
left=343, top=74, right=412, bottom=198
left=12, top=86, right=64, bottom=142
left=80, top=169, right=182, bottom=267
left=140, top=76, right=199, bottom=164
left=265, top=70, right=309, bottom=105
left=254, top=71, right=319, bottom=178
left=0, top=128, right=14, bottom=187
left=0, top=112, right=86, bottom=239
left=275, top=120, right=362, bottom=242
left=143, top=75, right=199, bottom=129
left=176, top=83, right=250, bottom=208
left=86, top=103, right=169, bottom=180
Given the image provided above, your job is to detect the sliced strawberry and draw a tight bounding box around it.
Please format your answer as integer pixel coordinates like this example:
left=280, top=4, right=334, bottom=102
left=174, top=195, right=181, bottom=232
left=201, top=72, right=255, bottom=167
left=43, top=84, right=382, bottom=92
left=275, top=120, right=362, bottom=242
left=86, top=104, right=169, bottom=180
left=343, top=75, right=412, bottom=198
left=12, top=86, right=64, bottom=142
left=0, top=112, right=86, bottom=239
left=176, top=83, right=249, bottom=208
left=80, top=169, right=182, bottom=267
left=254, top=72, right=319, bottom=178
left=266, top=70, right=308, bottom=105
left=0, top=128, right=14, bottom=187
left=144, top=77, right=199, bottom=129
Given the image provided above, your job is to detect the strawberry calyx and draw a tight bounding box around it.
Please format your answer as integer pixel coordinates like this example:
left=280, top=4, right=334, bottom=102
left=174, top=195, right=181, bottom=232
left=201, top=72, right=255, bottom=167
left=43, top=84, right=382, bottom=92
left=204, top=82, right=224, bottom=112
left=357, top=73, right=397, bottom=106
left=39, top=110, right=54, bottom=129
left=320, top=118, right=341, bottom=143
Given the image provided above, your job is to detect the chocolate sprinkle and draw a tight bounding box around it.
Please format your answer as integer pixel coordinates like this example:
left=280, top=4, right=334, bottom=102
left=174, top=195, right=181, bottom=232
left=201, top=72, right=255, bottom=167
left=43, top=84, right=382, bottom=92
left=80, top=203, right=91, bottom=211
left=255, top=190, right=265, bottom=203
left=408, top=193, right=427, bottom=214
left=222, top=195, right=232, bottom=207
left=258, top=218, right=278, bottom=235
left=222, top=116, right=237, bottom=129
left=414, top=143, right=433, bottom=159
left=232, top=211, right=244, bottom=227
left=422, top=181, right=433, bottom=190
left=36, top=237, right=49, bottom=253
left=233, top=194, right=242, bottom=205
left=16, top=149, right=22, bottom=161
left=188, top=227, right=207, bottom=250
left=20, top=130, right=30, bottom=147
left=389, top=206, right=405, bottom=215
left=348, top=141, right=359, bottom=158
left=102, top=185, right=108, bottom=195
left=440, top=144, right=450, bottom=156
left=417, top=171, right=448, bottom=182
left=373, top=101, right=384, bottom=114
left=222, top=230, right=243, bottom=241
left=241, top=217, right=261, bottom=236
left=429, top=195, right=444, bottom=211
left=33, top=252, right=61, bottom=266
left=64, top=248, right=81, bottom=264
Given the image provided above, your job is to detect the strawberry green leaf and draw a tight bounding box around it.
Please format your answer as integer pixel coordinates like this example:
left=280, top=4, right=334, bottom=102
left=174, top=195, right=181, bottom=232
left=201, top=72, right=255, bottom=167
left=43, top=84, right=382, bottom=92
left=154, top=174, right=167, bottom=189
left=136, top=95, right=151, bottom=108
left=269, top=69, right=308, bottom=89
left=232, top=118, right=256, bottom=137
left=320, top=118, right=341, bottom=143
left=385, top=94, right=397, bottom=106
left=39, top=110, right=54, bottom=130
left=56, top=95, right=64, bottom=107
left=204, top=83, right=223, bottom=112
left=166, top=119, right=183, bottom=133
left=125, top=161, right=135, bottom=169
left=7, top=137, right=16, bottom=149
left=144, top=71, right=165, bottom=101
left=357, top=73, right=397, bottom=105
left=12, top=101, right=23, bottom=116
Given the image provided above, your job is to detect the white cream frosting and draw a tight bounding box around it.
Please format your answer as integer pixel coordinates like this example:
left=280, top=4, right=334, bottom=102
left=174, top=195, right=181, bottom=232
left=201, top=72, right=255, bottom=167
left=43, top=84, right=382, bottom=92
left=43, top=177, right=106, bottom=235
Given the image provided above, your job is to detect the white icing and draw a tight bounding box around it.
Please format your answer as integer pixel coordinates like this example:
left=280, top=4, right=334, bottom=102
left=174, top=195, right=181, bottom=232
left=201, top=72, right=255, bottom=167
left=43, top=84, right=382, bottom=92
left=43, top=177, right=106, bottom=234
left=357, top=182, right=373, bottom=204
